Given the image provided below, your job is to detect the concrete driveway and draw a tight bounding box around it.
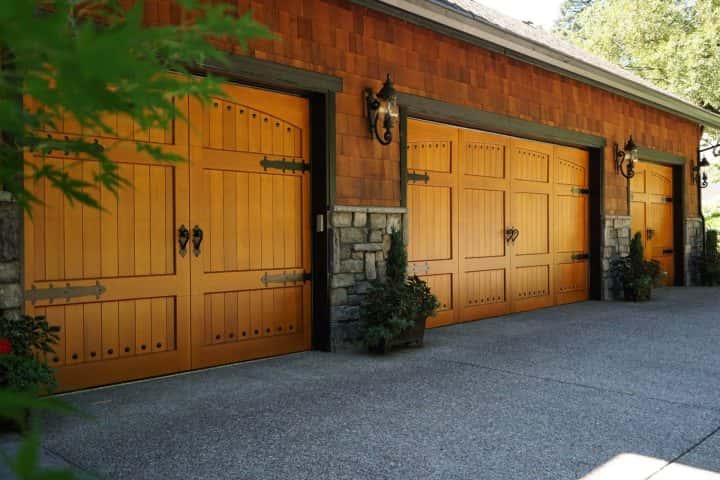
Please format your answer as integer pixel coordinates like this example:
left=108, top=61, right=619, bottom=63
left=32, top=288, right=720, bottom=479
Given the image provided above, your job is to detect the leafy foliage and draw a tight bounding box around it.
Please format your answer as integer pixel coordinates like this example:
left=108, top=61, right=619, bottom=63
left=0, top=390, right=81, bottom=479
left=359, top=229, right=439, bottom=351
left=554, top=0, right=594, bottom=33
left=1, top=0, right=271, bottom=210
left=610, top=232, right=665, bottom=301
left=0, top=315, right=60, bottom=393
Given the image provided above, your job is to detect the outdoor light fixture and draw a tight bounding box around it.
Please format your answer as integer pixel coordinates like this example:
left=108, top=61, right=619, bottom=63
left=365, top=74, right=399, bottom=145
left=615, top=136, right=639, bottom=179
left=693, top=156, right=711, bottom=189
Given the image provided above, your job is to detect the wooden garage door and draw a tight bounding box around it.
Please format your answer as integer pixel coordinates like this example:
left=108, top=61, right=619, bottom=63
left=407, top=119, right=589, bottom=327
left=631, top=162, right=674, bottom=285
left=188, top=83, right=311, bottom=369
left=24, top=81, right=311, bottom=391
left=23, top=97, right=192, bottom=391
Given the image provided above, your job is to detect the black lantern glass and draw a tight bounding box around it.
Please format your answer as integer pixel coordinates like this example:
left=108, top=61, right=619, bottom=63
left=366, top=74, right=398, bottom=145
left=694, top=156, right=711, bottom=189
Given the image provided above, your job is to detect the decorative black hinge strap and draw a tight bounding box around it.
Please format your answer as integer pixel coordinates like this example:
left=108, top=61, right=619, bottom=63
left=663, top=249, right=674, bottom=254
left=665, top=197, right=673, bottom=203
left=408, top=171, right=430, bottom=183
left=259, top=156, right=310, bottom=173
left=25, top=281, right=106, bottom=305
left=571, top=187, right=591, bottom=195
left=261, top=271, right=311, bottom=286
left=571, top=253, right=590, bottom=260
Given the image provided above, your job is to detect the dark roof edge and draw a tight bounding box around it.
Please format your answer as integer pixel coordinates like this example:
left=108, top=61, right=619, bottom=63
left=352, top=0, right=720, bottom=130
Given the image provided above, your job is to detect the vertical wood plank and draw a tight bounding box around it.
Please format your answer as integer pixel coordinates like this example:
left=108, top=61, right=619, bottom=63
left=224, top=292, right=238, bottom=341
left=166, top=297, right=176, bottom=351
left=222, top=102, right=236, bottom=150
left=272, top=174, right=285, bottom=268
left=83, top=303, right=102, bottom=362
left=209, top=100, right=223, bottom=149
left=223, top=172, right=238, bottom=271
left=237, top=291, right=250, bottom=340
left=101, top=302, right=119, bottom=359
left=65, top=305, right=84, bottom=364
left=260, top=174, right=274, bottom=269
left=134, top=165, right=151, bottom=276
left=118, top=300, right=136, bottom=356
left=117, top=164, right=135, bottom=276
left=63, top=160, right=84, bottom=279
left=135, top=299, right=151, bottom=355
left=236, top=173, right=250, bottom=270
left=249, top=290, right=262, bottom=337
left=45, top=307, right=66, bottom=367
left=149, top=166, right=167, bottom=275
left=82, top=161, right=101, bottom=278
left=211, top=293, right=225, bottom=343
left=44, top=167, right=64, bottom=280
left=236, top=105, right=249, bottom=151
left=209, top=170, right=224, bottom=272
left=151, top=297, right=168, bottom=352
left=100, top=181, right=119, bottom=278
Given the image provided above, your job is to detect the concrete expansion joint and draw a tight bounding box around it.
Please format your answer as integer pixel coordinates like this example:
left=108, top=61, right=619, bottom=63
left=437, top=358, right=720, bottom=414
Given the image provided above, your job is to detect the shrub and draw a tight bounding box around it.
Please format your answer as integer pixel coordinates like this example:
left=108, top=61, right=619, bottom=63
left=0, top=315, right=60, bottom=393
left=698, top=229, right=720, bottom=286
left=359, top=229, right=438, bottom=351
left=610, top=232, right=665, bottom=301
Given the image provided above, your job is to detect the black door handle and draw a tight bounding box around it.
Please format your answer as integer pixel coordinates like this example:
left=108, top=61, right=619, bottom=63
left=178, top=225, right=190, bottom=257
left=511, top=227, right=520, bottom=243
left=192, top=225, right=204, bottom=257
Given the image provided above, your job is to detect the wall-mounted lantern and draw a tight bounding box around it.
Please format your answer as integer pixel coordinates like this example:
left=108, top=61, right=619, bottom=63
left=365, top=74, right=398, bottom=145
left=615, top=136, right=639, bottom=179
left=693, top=156, right=711, bottom=189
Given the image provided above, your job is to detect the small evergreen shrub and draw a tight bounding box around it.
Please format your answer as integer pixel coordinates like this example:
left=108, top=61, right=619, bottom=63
left=359, top=229, right=439, bottom=352
left=698, top=229, right=720, bottom=286
left=610, top=232, right=665, bottom=301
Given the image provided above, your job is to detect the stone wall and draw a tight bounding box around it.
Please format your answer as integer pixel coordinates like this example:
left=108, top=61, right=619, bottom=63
left=685, top=217, right=704, bottom=286
left=601, top=215, right=631, bottom=300
left=328, top=205, right=406, bottom=349
left=0, top=191, right=22, bottom=320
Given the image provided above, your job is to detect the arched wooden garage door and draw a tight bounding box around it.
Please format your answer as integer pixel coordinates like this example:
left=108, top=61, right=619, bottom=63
left=407, top=119, right=589, bottom=328
left=630, top=162, right=674, bottom=285
left=24, top=81, right=311, bottom=391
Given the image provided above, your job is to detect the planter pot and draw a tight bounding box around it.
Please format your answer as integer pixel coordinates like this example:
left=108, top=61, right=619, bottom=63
left=623, top=286, right=652, bottom=302
left=369, top=316, right=427, bottom=354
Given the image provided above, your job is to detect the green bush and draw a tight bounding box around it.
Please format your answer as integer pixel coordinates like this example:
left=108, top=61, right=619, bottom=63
left=698, top=229, right=720, bottom=286
left=0, top=315, right=60, bottom=394
left=610, top=232, right=665, bottom=301
left=359, top=229, right=438, bottom=351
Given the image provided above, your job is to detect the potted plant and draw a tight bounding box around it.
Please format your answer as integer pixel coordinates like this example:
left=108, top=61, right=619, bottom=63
left=610, top=232, right=665, bottom=301
left=698, top=230, right=720, bottom=286
left=359, top=229, right=439, bottom=353
left=0, top=314, right=60, bottom=431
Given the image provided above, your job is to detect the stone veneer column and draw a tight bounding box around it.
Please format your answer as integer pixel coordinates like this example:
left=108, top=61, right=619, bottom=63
left=328, top=205, right=406, bottom=349
left=0, top=191, right=22, bottom=320
left=601, top=215, right=631, bottom=300
left=685, top=217, right=704, bottom=286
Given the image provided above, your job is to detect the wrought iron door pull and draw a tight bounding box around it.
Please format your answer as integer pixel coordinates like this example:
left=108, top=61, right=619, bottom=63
left=178, top=225, right=190, bottom=257
left=192, top=225, right=204, bottom=257
left=646, top=228, right=656, bottom=240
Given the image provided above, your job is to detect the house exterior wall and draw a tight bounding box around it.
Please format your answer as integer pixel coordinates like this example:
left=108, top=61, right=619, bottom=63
left=6, top=1, right=704, bottom=348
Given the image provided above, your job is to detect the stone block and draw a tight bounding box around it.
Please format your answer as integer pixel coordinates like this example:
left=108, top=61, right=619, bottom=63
left=353, top=212, right=367, bottom=227
left=618, top=228, right=629, bottom=238
left=346, top=294, right=363, bottom=306
left=331, top=273, right=355, bottom=288
left=330, top=288, right=348, bottom=305
left=0, top=262, right=19, bottom=283
left=387, top=213, right=402, bottom=233
left=369, top=213, right=386, bottom=229
left=340, top=259, right=364, bottom=273
left=353, top=281, right=371, bottom=294
left=368, top=230, right=383, bottom=243
left=354, top=273, right=366, bottom=281
left=340, top=245, right=352, bottom=260
left=365, top=253, right=377, bottom=280
left=0, top=283, right=22, bottom=309
left=0, top=203, right=20, bottom=262
left=332, top=212, right=352, bottom=227
left=340, top=228, right=366, bottom=244
left=0, top=192, right=15, bottom=203
left=331, top=305, right=360, bottom=322
left=382, top=234, right=391, bottom=253
left=353, top=243, right=383, bottom=252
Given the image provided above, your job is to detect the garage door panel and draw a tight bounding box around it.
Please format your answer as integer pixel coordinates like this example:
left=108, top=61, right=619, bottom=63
left=557, top=195, right=587, bottom=253
left=512, top=145, right=551, bottom=184
left=462, top=188, right=506, bottom=259
left=647, top=167, right=673, bottom=197
left=408, top=185, right=453, bottom=262
left=463, top=141, right=506, bottom=178
left=464, top=269, right=507, bottom=307
left=408, top=140, right=452, bottom=173
left=513, top=192, right=550, bottom=256
left=418, top=274, right=453, bottom=312
left=190, top=84, right=312, bottom=370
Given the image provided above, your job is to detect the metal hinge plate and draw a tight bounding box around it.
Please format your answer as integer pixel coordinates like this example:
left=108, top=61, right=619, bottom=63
left=571, top=253, right=590, bottom=261
left=259, top=157, right=310, bottom=173
left=663, top=249, right=674, bottom=254
left=665, top=197, right=673, bottom=203
left=408, top=171, right=430, bottom=183
left=571, top=187, right=591, bottom=195
left=26, top=281, right=106, bottom=305
left=261, top=271, right=311, bottom=286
